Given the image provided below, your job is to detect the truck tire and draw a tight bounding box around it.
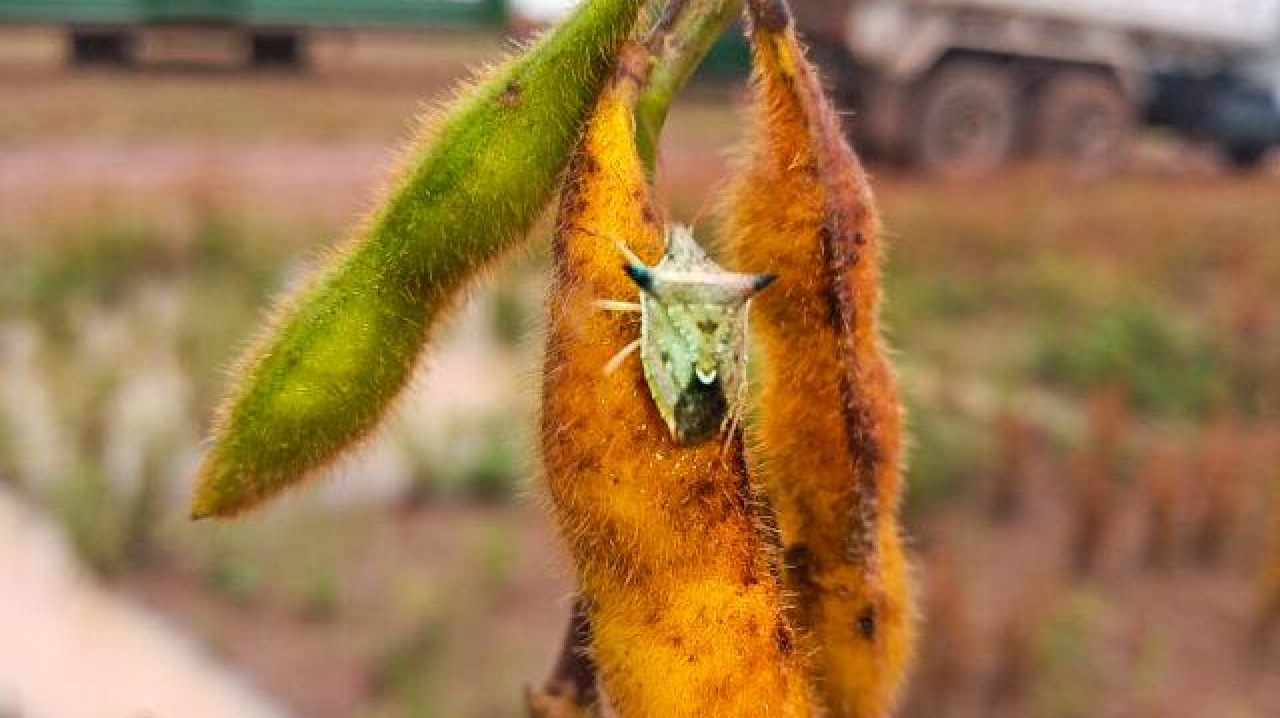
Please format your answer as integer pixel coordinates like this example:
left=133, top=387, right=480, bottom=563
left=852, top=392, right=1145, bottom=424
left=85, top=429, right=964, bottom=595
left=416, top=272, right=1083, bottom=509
left=249, top=31, right=305, bottom=70
left=1223, top=143, right=1269, bottom=171
left=911, top=60, right=1019, bottom=179
left=1032, top=71, right=1132, bottom=178
left=68, top=28, right=135, bottom=67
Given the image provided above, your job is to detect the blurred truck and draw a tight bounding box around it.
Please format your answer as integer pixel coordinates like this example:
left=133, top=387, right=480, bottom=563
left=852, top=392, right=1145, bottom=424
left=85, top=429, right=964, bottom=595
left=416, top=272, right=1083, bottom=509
left=0, top=0, right=506, bottom=67
left=6, top=0, right=1278, bottom=175
left=797, top=0, right=1280, bottom=175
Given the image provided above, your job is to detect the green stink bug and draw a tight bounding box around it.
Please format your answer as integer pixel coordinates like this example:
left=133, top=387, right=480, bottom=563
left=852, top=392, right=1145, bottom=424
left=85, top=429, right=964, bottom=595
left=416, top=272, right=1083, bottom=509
left=601, top=225, right=776, bottom=446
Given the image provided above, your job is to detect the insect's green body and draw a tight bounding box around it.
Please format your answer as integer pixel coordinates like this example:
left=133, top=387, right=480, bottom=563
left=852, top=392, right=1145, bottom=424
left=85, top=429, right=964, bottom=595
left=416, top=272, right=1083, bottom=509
left=625, top=225, right=775, bottom=446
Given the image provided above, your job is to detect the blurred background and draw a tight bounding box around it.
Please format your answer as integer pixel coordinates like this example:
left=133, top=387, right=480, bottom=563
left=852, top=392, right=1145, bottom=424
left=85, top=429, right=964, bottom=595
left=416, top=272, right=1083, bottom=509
left=0, top=1, right=1278, bottom=717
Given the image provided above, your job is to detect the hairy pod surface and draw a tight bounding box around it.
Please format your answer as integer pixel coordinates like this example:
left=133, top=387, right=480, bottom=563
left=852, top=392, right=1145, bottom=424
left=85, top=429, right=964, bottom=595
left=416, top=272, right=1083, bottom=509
left=541, top=45, right=811, bottom=718
left=191, top=0, right=648, bottom=518
left=721, top=1, right=916, bottom=716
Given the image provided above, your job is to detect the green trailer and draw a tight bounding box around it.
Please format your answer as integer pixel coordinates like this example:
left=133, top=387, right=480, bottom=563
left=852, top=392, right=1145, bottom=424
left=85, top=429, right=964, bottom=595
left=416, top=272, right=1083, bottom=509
left=0, top=0, right=507, bottom=65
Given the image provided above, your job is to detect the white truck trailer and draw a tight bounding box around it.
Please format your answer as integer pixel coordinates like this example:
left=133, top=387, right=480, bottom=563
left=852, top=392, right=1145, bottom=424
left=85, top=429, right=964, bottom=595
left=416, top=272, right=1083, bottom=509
left=797, top=0, right=1280, bottom=176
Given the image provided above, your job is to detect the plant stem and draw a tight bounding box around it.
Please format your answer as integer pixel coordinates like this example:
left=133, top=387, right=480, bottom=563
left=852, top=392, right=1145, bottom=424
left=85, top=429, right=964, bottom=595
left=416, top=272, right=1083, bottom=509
left=635, top=0, right=743, bottom=173
left=526, top=598, right=598, bottom=718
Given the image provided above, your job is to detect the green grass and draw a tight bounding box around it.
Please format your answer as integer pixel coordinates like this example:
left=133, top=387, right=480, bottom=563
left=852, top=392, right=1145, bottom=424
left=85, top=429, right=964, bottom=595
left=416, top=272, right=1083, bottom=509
left=1031, top=590, right=1109, bottom=718
left=1032, top=300, right=1227, bottom=417
left=902, top=393, right=993, bottom=517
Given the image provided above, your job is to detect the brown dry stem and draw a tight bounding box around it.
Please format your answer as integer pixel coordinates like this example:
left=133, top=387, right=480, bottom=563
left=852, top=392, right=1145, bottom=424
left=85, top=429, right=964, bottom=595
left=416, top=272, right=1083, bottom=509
left=526, top=598, right=599, bottom=718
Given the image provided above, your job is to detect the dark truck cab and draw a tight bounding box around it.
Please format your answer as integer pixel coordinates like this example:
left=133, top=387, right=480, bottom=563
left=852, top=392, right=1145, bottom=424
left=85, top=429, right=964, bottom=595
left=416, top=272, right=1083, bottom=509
left=798, top=0, right=1280, bottom=176
left=1147, top=64, right=1280, bottom=168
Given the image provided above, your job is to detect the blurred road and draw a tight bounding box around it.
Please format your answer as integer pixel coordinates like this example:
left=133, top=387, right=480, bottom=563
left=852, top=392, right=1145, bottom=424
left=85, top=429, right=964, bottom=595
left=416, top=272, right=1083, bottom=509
left=0, top=488, right=288, bottom=718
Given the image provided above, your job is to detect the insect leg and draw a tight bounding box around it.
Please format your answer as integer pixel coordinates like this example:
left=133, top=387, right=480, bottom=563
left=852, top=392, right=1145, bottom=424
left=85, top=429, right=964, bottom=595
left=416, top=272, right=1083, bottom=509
left=603, top=338, right=642, bottom=376
left=593, top=299, right=643, bottom=313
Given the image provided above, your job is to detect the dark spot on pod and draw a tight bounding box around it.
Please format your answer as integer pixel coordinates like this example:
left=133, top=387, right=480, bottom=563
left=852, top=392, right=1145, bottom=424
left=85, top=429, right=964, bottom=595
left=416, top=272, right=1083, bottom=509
left=775, top=620, right=795, bottom=655
left=817, top=226, right=850, bottom=331
left=580, top=152, right=600, bottom=177
left=641, top=202, right=658, bottom=228
left=691, top=479, right=717, bottom=501
left=565, top=451, right=601, bottom=477
left=499, top=82, right=522, bottom=108
left=784, top=543, right=813, bottom=578
left=557, top=185, right=587, bottom=219
left=786, top=547, right=821, bottom=615
left=841, top=501, right=879, bottom=567
left=856, top=605, right=876, bottom=641
left=850, top=405, right=884, bottom=465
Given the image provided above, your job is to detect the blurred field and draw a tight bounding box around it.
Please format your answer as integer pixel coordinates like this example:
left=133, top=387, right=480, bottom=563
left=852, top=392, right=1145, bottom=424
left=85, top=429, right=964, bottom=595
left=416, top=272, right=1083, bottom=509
left=2, top=26, right=1279, bottom=718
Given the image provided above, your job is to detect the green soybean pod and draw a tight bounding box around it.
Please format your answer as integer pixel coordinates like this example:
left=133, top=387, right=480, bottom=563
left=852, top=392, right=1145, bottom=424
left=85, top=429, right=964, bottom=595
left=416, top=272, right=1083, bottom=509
left=191, top=0, right=648, bottom=519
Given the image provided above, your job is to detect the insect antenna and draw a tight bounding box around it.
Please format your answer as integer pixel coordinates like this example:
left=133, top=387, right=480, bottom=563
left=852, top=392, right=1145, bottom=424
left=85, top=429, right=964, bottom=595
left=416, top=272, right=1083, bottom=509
left=571, top=225, right=649, bottom=267
left=689, top=190, right=716, bottom=236
left=687, top=166, right=737, bottom=239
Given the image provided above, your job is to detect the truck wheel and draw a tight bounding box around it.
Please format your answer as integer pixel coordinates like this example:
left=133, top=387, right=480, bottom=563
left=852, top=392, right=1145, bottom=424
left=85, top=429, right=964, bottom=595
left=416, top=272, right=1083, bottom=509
left=249, top=31, right=305, bottom=70
left=1223, top=143, right=1269, bottom=171
left=1033, top=71, right=1132, bottom=178
left=911, top=60, right=1019, bottom=179
left=69, top=29, right=135, bottom=67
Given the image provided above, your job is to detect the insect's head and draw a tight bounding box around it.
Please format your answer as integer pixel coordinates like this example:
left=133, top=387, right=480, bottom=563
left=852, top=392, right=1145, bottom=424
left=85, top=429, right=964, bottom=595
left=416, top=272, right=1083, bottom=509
left=625, top=225, right=777, bottom=445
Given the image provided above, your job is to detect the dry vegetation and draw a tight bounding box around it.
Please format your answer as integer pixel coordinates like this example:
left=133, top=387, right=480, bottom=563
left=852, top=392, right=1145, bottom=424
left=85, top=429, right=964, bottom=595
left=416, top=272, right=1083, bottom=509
left=1, top=26, right=1278, bottom=718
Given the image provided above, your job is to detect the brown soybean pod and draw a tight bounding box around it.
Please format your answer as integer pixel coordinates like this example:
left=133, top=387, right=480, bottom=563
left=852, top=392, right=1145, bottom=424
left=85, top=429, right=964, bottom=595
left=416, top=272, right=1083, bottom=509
left=722, top=2, right=916, bottom=716
left=540, top=44, right=811, bottom=718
